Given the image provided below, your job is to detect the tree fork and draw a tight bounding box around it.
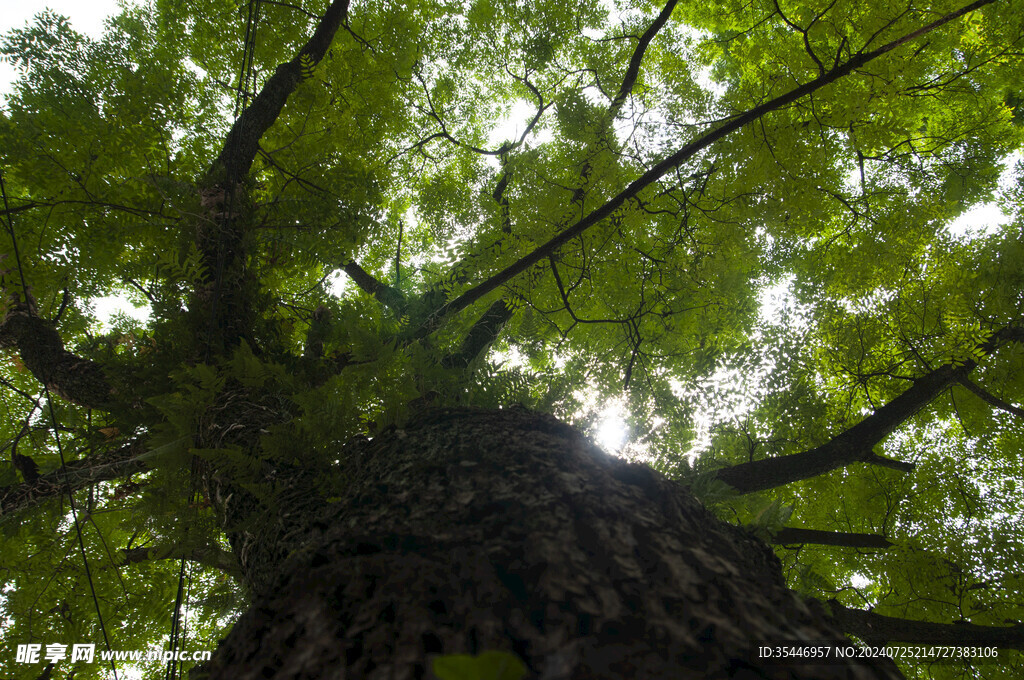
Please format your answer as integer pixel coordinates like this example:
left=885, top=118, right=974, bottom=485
left=193, top=0, right=352, bottom=357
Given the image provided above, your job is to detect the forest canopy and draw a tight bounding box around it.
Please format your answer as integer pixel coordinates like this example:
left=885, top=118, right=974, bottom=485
left=1, top=0, right=1023, bottom=677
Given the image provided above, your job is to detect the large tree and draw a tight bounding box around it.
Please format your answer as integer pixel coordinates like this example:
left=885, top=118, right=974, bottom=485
left=1, top=0, right=1022, bottom=678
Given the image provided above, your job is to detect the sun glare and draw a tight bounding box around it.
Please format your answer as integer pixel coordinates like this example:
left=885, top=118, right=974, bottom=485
left=595, top=404, right=628, bottom=453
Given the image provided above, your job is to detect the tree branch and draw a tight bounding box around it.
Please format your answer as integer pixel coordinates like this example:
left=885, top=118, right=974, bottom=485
left=0, top=440, right=147, bottom=525
left=342, top=261, right=406, bottom=312
left=0, top=201, right=38, bottom=218
left=770, top=527, right=893, bottom=549
left=0, top=299, right=113, bottom=409
left=829, top=599, right=1024, bottom=649
left=958, top=376, right=1024, bottom=419
left=715, top=319, right=1023, bottom=494
left=194, top=1, right=351, bottom=356
left=209, top=0, right=351, bottom=186
left=715, top=361, right=966, bottom=494
left=609, top=0, right=680, bottom=117
left=864, top=453, right=915, bottom=473
left=441, top=298, right=514, bottom=369
left=121, top=544, right=242, bottom=580
left=412, top=0, right=996, bottom=338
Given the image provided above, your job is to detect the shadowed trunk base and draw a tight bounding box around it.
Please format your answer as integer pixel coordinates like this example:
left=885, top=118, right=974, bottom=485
left=194, top=407, right=902, bottom=679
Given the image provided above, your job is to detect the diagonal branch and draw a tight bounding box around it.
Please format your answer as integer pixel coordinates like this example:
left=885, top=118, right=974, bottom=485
left=715, top=320, right=1024, bottom=494
left=609, top=0, right=680, bottom=117
left=863, top=452, right=915, bottom=473
left=441, top=299, right=514, bottom=369
left=716, top=361, right=964, bottom=493
left=210, top=0, right=351, bottom=186
left=342, top=261, right=406, bottom=312
left=412, top=0, right=996, bottom=339
left=957, top=376, right=1024, bottom=419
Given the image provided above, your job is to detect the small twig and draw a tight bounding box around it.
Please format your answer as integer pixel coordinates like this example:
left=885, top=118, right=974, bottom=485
left=122, top=278, right=157, bottom=304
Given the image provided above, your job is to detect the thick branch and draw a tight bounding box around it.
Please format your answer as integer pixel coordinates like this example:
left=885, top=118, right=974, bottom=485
left=210, top=0, right=350, bottom=185
left=715, top=361, right=971, bottom=493
left=715, top=320, right=1023, bottom=494
left=0, top=440, right=146, bottom=524
left=121, top=544, right=242, bottom=580
left=441, top=298, right=514, bottom=369
left=193, top=2, right=349, bottom=355
left=342, top=261, right=406, bottom=311
left=770, top=527, right=893, bottom=549
left=609, top=0, right=680, bottom=117
left=0, top=202, right=38, bottom=218
left=0, top=303, right=113, bottom=409
left=829, top=600, right=1024, bottom=649
left=413, top=0, right=996, bottom=338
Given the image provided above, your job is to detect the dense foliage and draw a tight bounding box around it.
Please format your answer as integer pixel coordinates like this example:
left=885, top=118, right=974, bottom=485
left=1, top=0, right=1022, bottom=677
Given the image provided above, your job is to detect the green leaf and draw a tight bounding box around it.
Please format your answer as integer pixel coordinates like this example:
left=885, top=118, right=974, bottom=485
left=432, top=651, right=527, bottom=680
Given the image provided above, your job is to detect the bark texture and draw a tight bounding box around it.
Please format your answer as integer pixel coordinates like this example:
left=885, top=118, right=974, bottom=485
left=194, top=407, right=902, bottom=679
left=0, top=302, right=112, bottom=408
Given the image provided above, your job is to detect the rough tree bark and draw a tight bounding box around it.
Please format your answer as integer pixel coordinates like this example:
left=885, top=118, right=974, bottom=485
left=194, top=406, right=902, bottom=679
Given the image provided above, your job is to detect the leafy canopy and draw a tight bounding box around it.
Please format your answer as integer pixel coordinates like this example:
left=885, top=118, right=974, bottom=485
left=1, top=0, right=1022, bottom=677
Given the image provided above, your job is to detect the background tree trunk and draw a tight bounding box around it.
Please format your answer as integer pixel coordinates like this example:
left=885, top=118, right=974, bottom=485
left=194, top=407, right=902, bottom=679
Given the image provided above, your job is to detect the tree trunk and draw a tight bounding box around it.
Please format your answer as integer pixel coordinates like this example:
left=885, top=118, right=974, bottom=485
left=194, top=407, right=902, bottom=679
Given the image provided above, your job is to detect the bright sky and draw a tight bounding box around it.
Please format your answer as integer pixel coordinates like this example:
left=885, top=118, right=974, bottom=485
left=0, top=0, right=122, bottom=98
left=2, top=2, right=151, bottom=329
